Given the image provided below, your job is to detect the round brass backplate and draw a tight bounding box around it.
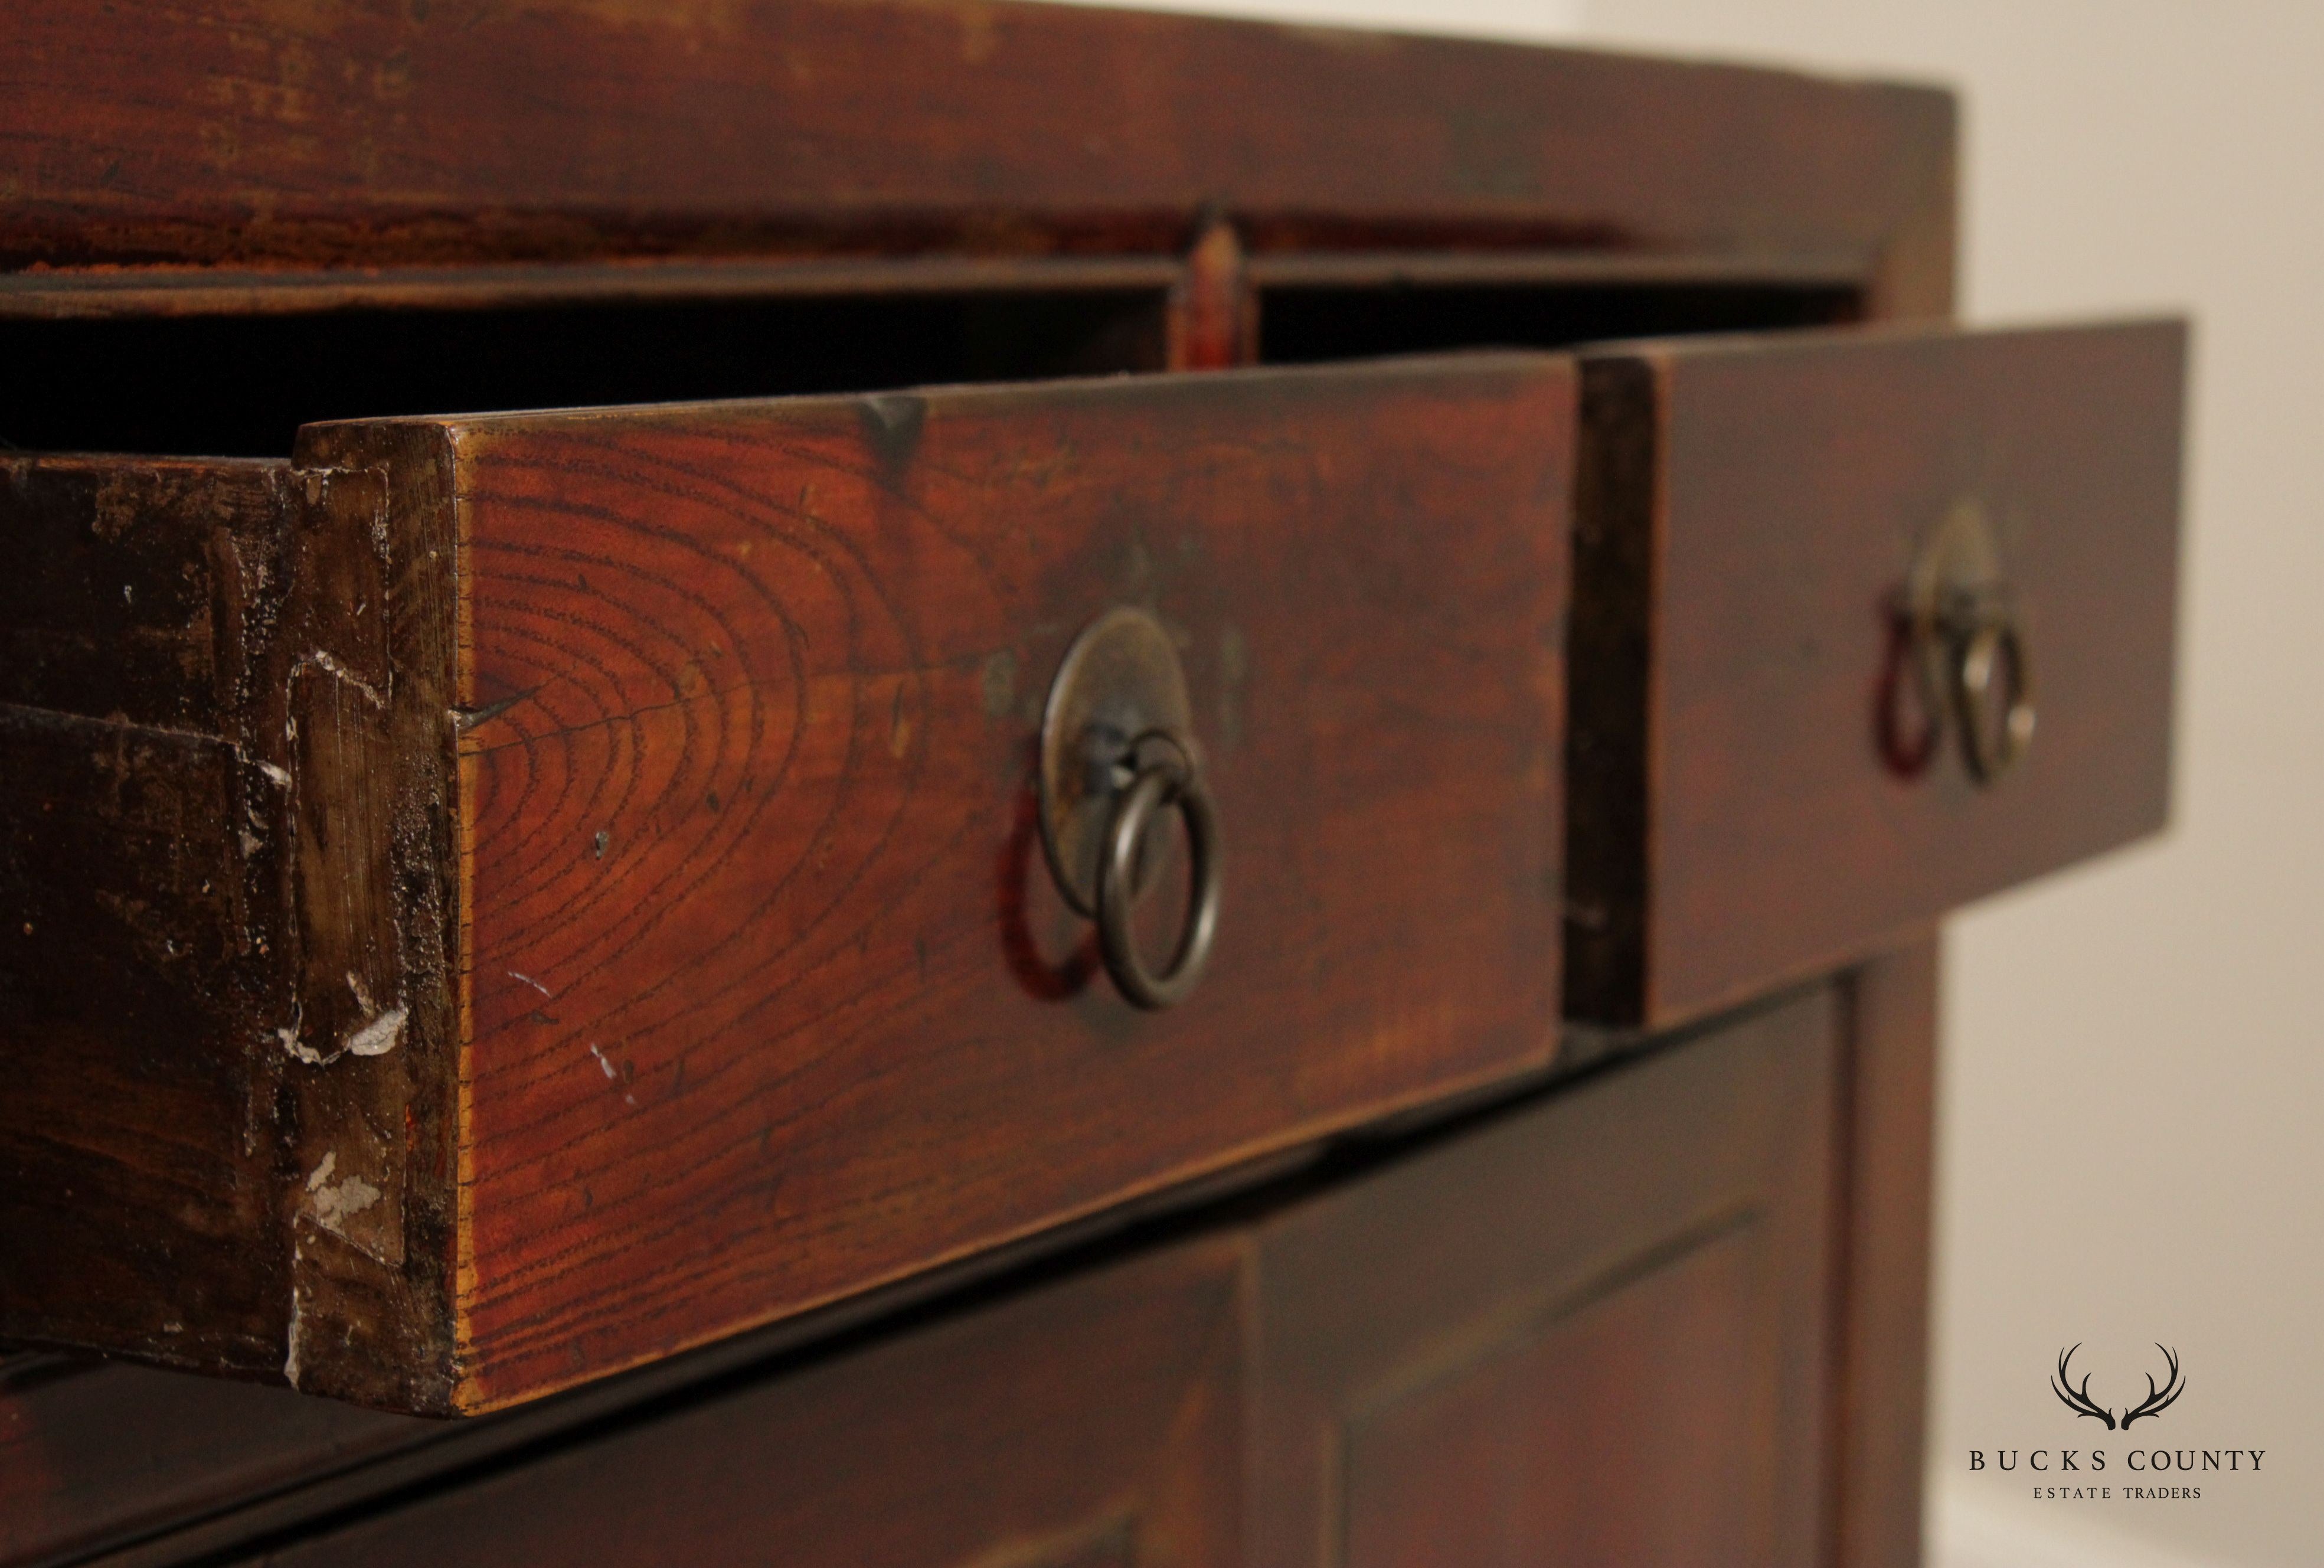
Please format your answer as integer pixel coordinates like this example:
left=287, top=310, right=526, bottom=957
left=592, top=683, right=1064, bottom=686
left=1901, top=498, right=2035, bottom=785
left=1038, top=607, right=1195, bottom=919
left=1904, top=500, right=2003, bottom=648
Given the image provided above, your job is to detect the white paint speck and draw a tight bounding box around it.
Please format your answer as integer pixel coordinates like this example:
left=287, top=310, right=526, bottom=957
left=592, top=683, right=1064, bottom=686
left=280, top=1024, right=326, bottom=1066
left=282, top=1001, right=404, bottom=1066
left=313, top=1175, right=381, bottom=1230
left=284, top=1252, right=305, bottom=1388
left=587, top=1043, right=618, bottom=1080
left=345, top=1007, right=406, bottom=1057
left=305, top=1151, right=383, bottom=1236
left=509, top=970, right=553, bottom=998
left=291, top=648, right=387, bottom=709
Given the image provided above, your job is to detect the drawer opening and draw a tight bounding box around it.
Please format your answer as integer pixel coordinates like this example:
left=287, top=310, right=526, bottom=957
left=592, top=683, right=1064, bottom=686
left=0, top=273, right=1865, bottom=459
left=1257, top=279, right=1859, bottom=364
left=0, top=287, right=1170, bottom=458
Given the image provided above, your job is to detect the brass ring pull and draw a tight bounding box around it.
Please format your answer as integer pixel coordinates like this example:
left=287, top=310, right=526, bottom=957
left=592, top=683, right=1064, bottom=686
left=1096, top=735, right=1220, bottom=1010
left=1894, top=502, right=2037, bottom=790
left=1877, top=602, right=1944, bottom=779
left=1950, top=613, right=2035, bottom=785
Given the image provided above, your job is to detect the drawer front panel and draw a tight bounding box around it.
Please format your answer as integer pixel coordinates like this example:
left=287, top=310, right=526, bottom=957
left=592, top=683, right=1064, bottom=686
left=303, top=356, right=1573, bottom=1409
left=1567, top=321, right=2184, bottom=1025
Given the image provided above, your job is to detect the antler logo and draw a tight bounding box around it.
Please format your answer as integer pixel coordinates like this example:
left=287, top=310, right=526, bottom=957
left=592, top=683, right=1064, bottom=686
left=2051, top=1344, right=2186, bottom=1430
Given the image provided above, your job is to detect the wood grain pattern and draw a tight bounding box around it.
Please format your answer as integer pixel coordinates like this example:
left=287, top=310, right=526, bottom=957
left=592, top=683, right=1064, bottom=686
left=1565, top=321, right=2185, bottom=1027
left=0, top=0, right=1949, bottom=276
left=286, top=355, right=1576, bottom=1412
left=1247, top=986, right=1842, bottom=1568
left=245, top=1240, right=1246, bottom=1568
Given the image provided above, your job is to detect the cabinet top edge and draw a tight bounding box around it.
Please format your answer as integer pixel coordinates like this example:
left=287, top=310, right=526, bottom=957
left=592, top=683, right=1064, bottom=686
left=2, top=0, right=1953, bottom=275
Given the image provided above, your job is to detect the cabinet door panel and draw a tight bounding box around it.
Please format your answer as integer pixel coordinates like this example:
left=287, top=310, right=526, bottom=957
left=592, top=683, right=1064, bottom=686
left=1251, top=991, right=1840, bottom=1568
left=1341, top=1225, right=1767, bottom=1567
left=247, top=1242, right=1244, bottom=1568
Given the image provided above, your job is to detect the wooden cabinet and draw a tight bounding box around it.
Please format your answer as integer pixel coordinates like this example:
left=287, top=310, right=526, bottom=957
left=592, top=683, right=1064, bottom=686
left=0, top=1, right=2175, bottom=1562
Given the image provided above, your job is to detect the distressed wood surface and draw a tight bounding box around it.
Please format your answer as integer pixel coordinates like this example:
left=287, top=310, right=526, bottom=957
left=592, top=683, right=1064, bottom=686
left=1246, top=986, right=1841, bottom=1568
left=0, top=460, right=299, bottom=1376
left=284, top=355, right=1576, bottom=1411
left=1565, top=321, right=2185, bottom=1027
left=246, top=1240, right=1246, bottom=1568
left=0, top=0, right=1950, bottom=279
left=0, top=451, right=464, bottom=1413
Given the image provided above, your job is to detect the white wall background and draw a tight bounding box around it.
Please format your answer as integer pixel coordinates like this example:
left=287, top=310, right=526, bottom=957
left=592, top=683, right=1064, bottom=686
left=1069, top=3, right=2319, bottom=1563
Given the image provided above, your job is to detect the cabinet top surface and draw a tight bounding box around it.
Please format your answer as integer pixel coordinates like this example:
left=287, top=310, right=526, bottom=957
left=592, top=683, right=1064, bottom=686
left=2, top=0, right=1950, bottom=279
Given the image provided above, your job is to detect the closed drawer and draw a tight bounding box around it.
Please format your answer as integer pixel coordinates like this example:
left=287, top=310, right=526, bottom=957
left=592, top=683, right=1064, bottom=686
left=1564, top=321, right=2185, bottom=1027
left=0, top=356, right=1573, bottom=1414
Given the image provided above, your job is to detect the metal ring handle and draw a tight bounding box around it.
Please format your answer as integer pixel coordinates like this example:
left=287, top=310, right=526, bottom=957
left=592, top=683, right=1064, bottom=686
left=1951, top=615, right=2035, bottom=785
left=1096, top=739, right=1221, bottom=1010
left=1878, top=600, right=1943, bottom=779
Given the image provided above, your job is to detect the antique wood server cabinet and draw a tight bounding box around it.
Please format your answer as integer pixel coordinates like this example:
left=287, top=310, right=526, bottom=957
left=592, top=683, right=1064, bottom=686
left=0, top=2, right=2183, bottom=1564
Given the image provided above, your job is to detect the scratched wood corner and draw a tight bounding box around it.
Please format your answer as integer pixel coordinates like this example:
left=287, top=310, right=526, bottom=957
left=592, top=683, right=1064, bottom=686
left=282, top=422, right=467, bottom=1414
left=0, top=436, right=466, bottom=1412
left=0, top=455, right=305, bottom=1376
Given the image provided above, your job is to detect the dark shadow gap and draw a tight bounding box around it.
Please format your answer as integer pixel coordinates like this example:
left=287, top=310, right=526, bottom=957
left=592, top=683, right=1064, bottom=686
left=0, top=290, right=1171, bottom=458
left=1257, top=279, right=1859, bottom=362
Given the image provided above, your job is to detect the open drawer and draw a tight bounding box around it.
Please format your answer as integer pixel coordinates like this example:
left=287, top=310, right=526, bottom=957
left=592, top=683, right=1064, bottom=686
left=1564, top=320, right=2186, bottom=1027
left=0, top=315, right=2183, bottom=1417
left=0, top=357, right=1574, bottom=1414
